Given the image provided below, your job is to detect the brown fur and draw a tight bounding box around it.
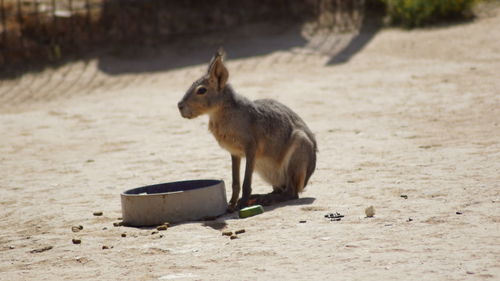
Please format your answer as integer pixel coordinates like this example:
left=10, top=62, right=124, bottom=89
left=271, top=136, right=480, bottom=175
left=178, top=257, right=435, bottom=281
left=178, top=48, right=317, bottom=210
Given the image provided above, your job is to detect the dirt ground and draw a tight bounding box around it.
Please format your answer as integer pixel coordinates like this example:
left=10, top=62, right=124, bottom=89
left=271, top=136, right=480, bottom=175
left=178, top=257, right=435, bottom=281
left=1, top=5, right=499, bottom=281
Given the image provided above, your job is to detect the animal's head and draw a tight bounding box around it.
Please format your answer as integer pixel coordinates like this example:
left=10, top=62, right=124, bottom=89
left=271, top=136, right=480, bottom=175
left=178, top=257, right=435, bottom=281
left=178, top=48, right=229, bottom=119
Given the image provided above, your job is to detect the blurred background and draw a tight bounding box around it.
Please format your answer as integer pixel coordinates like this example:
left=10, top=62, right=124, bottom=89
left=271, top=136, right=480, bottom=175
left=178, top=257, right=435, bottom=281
left=0, top=0, right=488, bottom=105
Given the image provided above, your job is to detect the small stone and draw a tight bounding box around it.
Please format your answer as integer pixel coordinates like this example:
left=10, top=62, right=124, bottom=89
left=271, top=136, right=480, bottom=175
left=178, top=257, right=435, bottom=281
left=400, top=195, right=408, bottom=199
left=466, top=271, right=474, bottom=275
left=235, top=229, right=246, bottom=235
left=407, top=218, right=413, bottom=222
left=72, top=238, right=81, bottom=244
left=365, top=206, right=375, bottom=218
left=117, top=217, right=123, bottom=220
left=121, top=233, right=126, bottom=238
left=299, top=220, right=307, bottom=223
left=456, top=211, right=463, bottom=215
left=71, top=225, right=83, bottom=232
left=102, top=227, right=108, bottom=230
left=151, top=230, right=159, bottom=235
left=9, top=245, right=15, bottom=249
left=93, top=211, right=103, bottom=216
left=230, top=235, right=238, bottom=240
left=102, top=245, right=109, bottom=250
left=159, top=234, right=164, bottom=238
left=113, top=222, right=123, bottom=227
left=156, top=225, right=168, bottom=231
left=222, top=231, right=233, bottom=236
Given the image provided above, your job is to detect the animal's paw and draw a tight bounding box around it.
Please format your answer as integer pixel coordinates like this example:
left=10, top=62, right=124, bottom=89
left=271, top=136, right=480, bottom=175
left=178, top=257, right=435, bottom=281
left=227, top=201, right=237, bottom=213
left=236, top=198, right=249, bottom=210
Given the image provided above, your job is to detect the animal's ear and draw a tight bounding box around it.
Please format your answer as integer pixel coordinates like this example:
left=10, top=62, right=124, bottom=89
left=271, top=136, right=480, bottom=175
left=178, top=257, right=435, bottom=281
left=207, top=48, right=228, bottom=91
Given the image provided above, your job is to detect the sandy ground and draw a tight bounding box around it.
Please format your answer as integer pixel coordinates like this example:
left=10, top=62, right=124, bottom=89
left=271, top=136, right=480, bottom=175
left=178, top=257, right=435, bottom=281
left=1, top=6, right=499, bottom=281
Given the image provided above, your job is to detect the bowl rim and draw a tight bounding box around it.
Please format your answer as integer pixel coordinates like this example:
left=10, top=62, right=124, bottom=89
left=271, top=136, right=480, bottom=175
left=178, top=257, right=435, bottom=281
left=121, top=179, right=223, bottom=197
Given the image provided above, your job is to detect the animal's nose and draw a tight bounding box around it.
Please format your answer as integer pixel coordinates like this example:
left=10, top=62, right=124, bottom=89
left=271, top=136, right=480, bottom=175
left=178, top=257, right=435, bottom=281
left=177, top=102, right=184, bottom=111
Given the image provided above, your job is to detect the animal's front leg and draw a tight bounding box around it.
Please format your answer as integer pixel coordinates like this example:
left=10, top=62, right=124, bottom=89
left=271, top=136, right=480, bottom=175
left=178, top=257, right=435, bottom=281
left=237, top=149, right=255, bottom=209
left=228, top=154, right=241, bottom=212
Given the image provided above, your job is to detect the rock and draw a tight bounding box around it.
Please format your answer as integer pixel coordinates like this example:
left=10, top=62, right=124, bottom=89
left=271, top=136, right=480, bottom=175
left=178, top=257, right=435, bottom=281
left=156, top=225, right=168, bottom=231
left=407, top=218, right=413, bottom=222
left=113, top=222, right=123, bottom=227
left=400, top=195, right=408, bottom=199
left=299, top=220, right=307, bottom=223
left=230, top=235, right=238, bottom=240
left=159, top=234, right=164, bottom=238
left=71, top=225, right=83, bottom=232
left=121, top=233, right=126, bottom=238
left=102, top=245, right=109, bottom=250
left=235, top=229, right=246, bottom=234
left=456, top=211, right=463, bottom=215
left=365, top=206, right=375, bottom=217
left=72, top=238, right=81, bottom=244
left=9, top=245, right=15, bottom=249
left=222, top=231, right=233, bottom=236
left=93, top=211, right=103, bottom=216
left=151, top=230, right=159, bottom=235
left=102, top=227, right=108, bottom=230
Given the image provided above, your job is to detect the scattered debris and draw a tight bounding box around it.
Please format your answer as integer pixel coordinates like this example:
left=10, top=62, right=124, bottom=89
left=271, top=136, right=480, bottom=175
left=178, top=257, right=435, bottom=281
left=71, top=225, right=84, bottom=232
left=93, top=211, right=103, bottom=216
left=222, top=231, right=233, bottom=236
left=365, top=206, right=375, bottom=218
left=400, top=194, right=408, bottom=199
left=235, top=229, right=246, bottom=235
left=30, top=246, right=53, bottom=253
left=72, top=238, right=81, bottom=244
left=324, top=212, right=344, bottom=221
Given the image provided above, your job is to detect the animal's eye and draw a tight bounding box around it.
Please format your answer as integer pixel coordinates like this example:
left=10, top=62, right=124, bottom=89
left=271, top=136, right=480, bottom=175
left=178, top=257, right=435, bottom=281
left=196, top=87, right=207, bottom=95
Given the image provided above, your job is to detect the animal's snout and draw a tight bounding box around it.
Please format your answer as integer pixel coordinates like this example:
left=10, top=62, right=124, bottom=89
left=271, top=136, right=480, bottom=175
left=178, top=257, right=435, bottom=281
left=177, top=101, right=185, bottom=111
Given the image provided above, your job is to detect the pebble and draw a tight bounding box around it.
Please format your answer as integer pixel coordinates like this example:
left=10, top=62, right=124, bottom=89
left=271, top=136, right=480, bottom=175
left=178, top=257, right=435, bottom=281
left=222, top=231, right=233, bottom=236
left=93, top=211, right=103, bottom=216
left=113, top=222, right=123, bottom=227
left=72, top=238, right=81, bottom=244
left=121, top=233, right=126, bottom=238
left=400, top=195, right=408, bottom=199
left=365, top=206, right=375, bottom=217
left=102, top=245, right=109, bottom=250
left=71, top=225, right=84, bottom=232
left=156, top=225, right=168, bottom=231
left=235, top=229, right=246, bottom=235
left=456, top=211, right=463, bottom=215
left=151, top=230, right=159, bottom=235
left=9, top=245, right=15, bottom=249
left=230, top=235, right=238, bottom=240
left=299, top=220, right=307, bottom=223
left=407, top=218, right=413, bottom=222
left=159, top=234, right=164, bottom=238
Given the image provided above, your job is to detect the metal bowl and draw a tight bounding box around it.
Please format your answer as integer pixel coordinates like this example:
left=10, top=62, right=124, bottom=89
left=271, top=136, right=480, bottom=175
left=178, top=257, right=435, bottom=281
left=121, top=179, right=227, bottom=226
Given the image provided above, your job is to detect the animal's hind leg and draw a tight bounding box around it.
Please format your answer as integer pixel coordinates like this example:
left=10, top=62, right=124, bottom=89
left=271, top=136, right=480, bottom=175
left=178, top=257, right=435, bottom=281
left=253, top=132, right=313, bottom=206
